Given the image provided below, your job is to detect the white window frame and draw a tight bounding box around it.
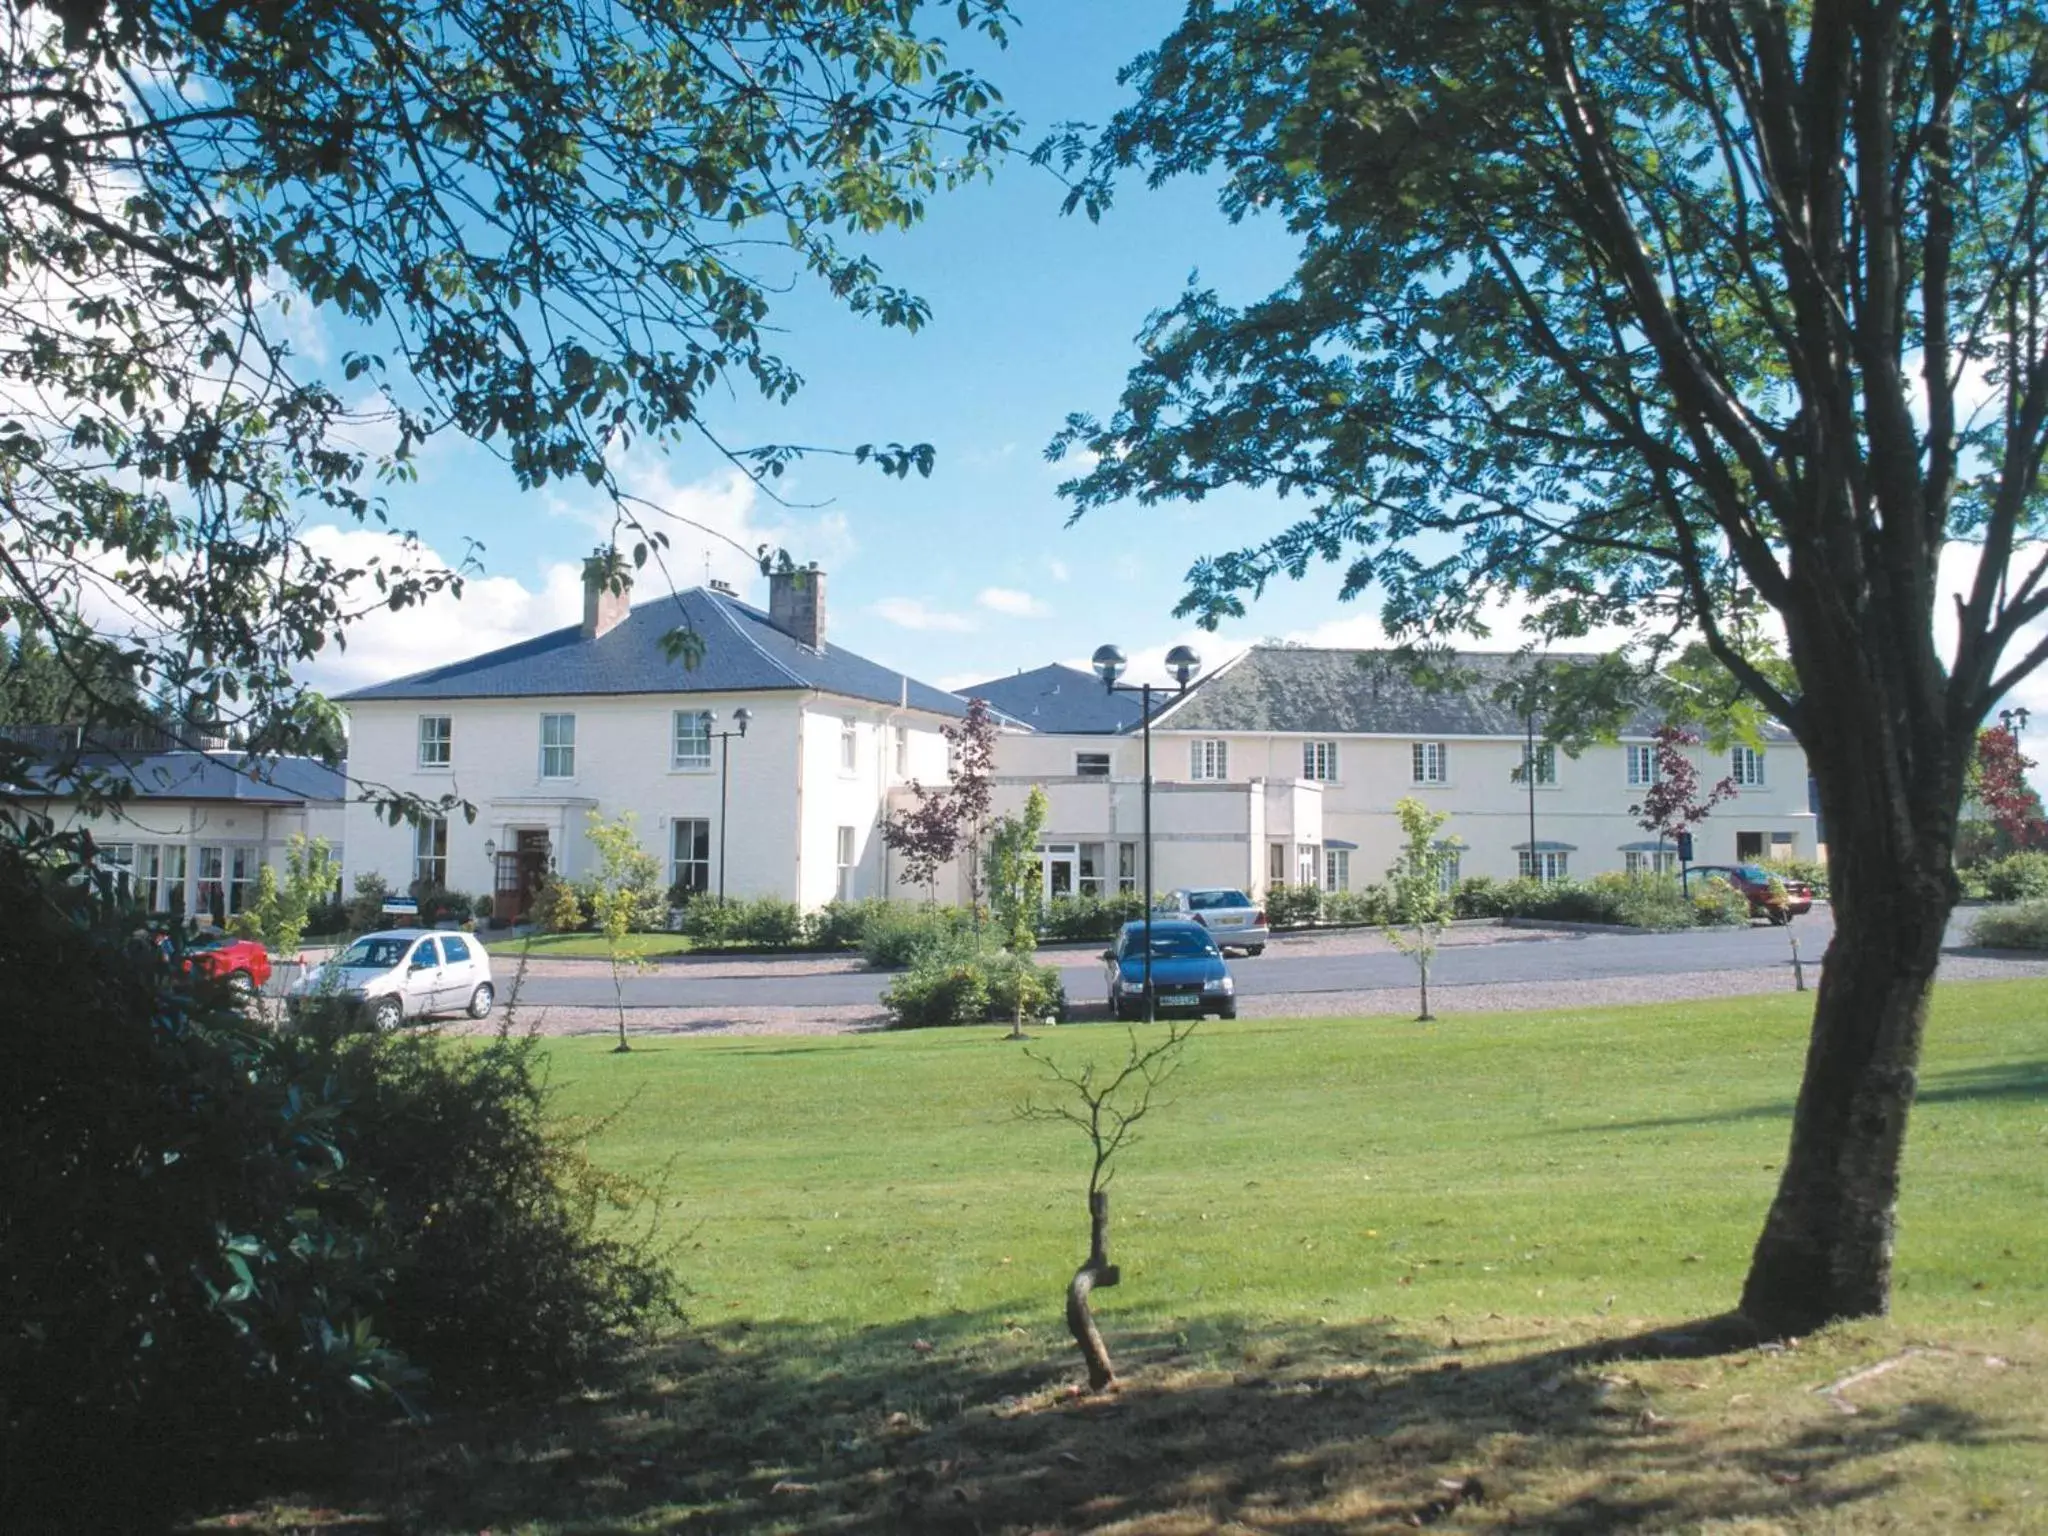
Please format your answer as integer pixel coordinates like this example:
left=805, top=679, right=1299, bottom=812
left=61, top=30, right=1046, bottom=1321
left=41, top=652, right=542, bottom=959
left=227, top=846, right=261, bottom=914
left=540, top=712, right=576, bottom=779
left=1436, top=848, right=1462, bottom=896
left=195, top=845, right=225, bottom=920
left=839, top=717, right=858, bottom=775
left=671, top=709, right=713, bottom=771
left=1269, top=841, right=1287, bottom=884
left=1302, top=740, right=1338, bottom=782
left=835, top=824, right=856, bottom=900
left=1295, top=842, right=1318, bottom=887
left=1518, top=849, right=1569, bottom=882
left=1323, top=847, right=1350, bottom=892
left=670, top=818, right=710, bottom=897
left=1625, top=849, right=1681, bottom=876
left=1412, top=741, right=1448, bottom=784
left=1190, top=739, right=1229, bottom=780
left=1732, top=744, right=1767, bottom=787
left=1118, top=841, right=1137, bottom=894
left=1521, top=742, right=1558, bottom=786
left=414, top=816, right=448, bottom=889
left=417, top=714, right=453, bottom=769
left=1625, top=743, right=1657, bottom=787
left=1075, top=751, right=1112, bottom=778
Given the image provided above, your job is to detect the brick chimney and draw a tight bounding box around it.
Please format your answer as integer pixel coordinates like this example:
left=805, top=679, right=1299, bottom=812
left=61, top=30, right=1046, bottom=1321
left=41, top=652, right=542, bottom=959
left=768, top=563, right=826, bottom=651
left=581, top=548, right=632, bottom=640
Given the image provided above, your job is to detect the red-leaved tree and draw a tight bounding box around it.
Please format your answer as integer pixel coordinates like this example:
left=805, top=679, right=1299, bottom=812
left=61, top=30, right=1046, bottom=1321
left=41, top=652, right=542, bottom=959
left=1971, top=727, right=2046, bottom=850
left=881, top=697, right=999, bottom=903
left=1629, top=726, right=1738, bottom=859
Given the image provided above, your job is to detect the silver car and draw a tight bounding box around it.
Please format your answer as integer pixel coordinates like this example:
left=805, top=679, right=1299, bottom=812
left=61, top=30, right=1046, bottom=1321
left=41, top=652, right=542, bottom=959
left=287, top=928, right=495, bottom=1030
left=1156, top=888, right=1269, bottom=954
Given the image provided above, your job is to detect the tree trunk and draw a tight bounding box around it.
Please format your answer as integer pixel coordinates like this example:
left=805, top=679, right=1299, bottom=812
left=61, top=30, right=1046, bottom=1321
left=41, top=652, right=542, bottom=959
left=1738, top=750, right=1959, bottom=1336
left=1066, top=1189, right=1120, bottom=1390
left=1417, top=953, right=1433, bottom=1022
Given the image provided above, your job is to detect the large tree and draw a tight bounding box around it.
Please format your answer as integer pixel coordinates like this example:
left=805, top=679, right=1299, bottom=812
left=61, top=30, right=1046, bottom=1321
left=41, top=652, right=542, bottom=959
left=1, top=0, right=1014, bottom=786
left=1049, top=0, right=2048, bottom=1334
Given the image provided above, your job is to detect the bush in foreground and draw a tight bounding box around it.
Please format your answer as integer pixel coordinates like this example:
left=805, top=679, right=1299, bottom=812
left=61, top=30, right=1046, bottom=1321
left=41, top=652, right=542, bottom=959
left=1968, top=900, right=2048, bottom=950
left=882, top=942, right=1065, bottom=1027
left=0, top=843, right=676, bottom=1528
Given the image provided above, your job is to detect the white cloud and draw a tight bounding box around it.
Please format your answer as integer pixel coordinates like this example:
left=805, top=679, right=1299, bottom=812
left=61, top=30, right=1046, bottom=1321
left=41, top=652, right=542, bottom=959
left=298, top=525, right=585, bottom=692
left=545, top=457, right=857, bottom=602
left=978, top=586, right=1051, bottom=619
left=871, top=597, right=977, bottom=633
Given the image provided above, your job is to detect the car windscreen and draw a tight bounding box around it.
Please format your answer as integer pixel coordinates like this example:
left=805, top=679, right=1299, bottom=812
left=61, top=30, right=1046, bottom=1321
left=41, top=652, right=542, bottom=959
left=1186, top=889, right=1251, bottom=911
left=1129, top=930, right=1220, bottom=958
left=337, top=937, right=408, bottom=970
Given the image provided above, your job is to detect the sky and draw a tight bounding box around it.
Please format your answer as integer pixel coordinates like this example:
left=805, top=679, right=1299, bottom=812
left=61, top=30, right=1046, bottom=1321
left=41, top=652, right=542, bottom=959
left=293, top=0, right=2048, bottom=769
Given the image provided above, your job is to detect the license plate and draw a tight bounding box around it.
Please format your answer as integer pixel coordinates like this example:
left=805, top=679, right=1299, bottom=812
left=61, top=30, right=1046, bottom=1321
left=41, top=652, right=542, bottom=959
left=1160, top=993, right=1199, bottom=1008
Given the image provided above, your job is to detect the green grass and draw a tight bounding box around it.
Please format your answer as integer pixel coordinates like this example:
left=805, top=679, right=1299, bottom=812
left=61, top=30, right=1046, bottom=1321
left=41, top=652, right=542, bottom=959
left=551, top=981, right=2046, bottom=1335
left=201, top=981, right=2048, bottom=1534
left=505, top=929, right=697, bottom=959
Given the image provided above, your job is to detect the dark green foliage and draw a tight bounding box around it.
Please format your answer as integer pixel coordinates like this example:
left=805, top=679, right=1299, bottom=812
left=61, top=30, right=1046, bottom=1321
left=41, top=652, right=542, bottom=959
left=1455, top=874, right=1721, bottom=930
left=1320, top=886, right=1396, bottom=926
left=1975, top=853, right=2048, bottom=903
left=346, top=871, right=393, bottom=932
left=1968, top=900, right=2048, bottom=949
left=881, top=944, right=1064, bottom=1028
left=407, top=885, right=479, bottom=928
left=676, top=894, right=808, bottom=948
left=858, top=901, right=977, bottom=967
left=1037, top=890, right=1147, bottom=942
left=807, top=897, right=896, bottom=951
left=0, top=842, right=675, bottom=1528
left=1763, top=857, right=1831, bottom=901
left=1265, top=883, right=1321, bottom=929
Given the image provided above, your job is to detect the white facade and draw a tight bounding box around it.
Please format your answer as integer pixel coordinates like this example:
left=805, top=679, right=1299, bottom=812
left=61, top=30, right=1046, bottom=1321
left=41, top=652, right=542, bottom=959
left=342, top=691, right=954, bottom=911
left=1139, top=728, right=1814, bottom=891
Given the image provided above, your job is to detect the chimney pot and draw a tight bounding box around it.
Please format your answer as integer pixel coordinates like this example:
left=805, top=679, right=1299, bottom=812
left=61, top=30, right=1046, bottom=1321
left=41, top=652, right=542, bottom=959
left=581, top=548, right=632, bottom=640
left=768, top=564, right=827, bottom=651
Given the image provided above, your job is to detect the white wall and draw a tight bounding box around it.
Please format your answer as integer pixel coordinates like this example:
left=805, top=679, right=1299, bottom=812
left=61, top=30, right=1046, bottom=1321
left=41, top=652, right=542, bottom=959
left=344, top=691, right=954, bottom=908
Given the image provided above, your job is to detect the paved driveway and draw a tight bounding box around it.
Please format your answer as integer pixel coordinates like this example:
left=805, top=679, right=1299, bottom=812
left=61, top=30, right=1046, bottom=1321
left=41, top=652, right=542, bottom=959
left=491, top=903, right=2017, bottom=1012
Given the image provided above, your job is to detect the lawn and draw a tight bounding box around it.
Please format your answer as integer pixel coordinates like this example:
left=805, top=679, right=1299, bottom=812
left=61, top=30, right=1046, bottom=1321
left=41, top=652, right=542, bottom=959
left=203, top=981, right=2048, bottom=1533
left=506, top=929, right=697, bottom=959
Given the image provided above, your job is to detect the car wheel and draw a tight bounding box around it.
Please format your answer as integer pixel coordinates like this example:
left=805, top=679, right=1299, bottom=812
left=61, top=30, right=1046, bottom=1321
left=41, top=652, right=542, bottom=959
left=370, top=995, right=404, bottom=1032
left=1217, top=1002, right=1238, bottom=1019
left=467, top=982, right=495, bottom=1019
left=1245, top=945, right=1265, bottom=957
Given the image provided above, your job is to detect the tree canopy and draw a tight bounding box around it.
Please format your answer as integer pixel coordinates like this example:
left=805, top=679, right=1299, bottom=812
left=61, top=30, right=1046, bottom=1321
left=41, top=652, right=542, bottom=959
left=1050, top=0, right=2048, bottom=1334
left=2, top=0, right=1015, bottom=770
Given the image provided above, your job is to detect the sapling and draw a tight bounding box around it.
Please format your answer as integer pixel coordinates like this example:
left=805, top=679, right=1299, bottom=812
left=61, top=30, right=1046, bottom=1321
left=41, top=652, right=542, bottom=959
left=1382, top=797, right=1462, bottom=1022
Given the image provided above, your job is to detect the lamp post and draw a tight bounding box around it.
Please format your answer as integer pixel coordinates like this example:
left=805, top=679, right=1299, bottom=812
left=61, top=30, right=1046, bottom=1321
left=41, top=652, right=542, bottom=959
left=709, top=707, right=752, bottom=904
left=2000, top=705, right=2031, bottom=739
left=1092, top=642, right=1202, bottom=1024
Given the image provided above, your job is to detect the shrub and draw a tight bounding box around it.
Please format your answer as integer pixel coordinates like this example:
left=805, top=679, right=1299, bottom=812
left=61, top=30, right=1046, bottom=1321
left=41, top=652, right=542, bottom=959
left=408, top=885, right=478, bottom=928
left=1591, top=872, right=1697, bottom=931
left=474, top=893, right=497, bottom=922
left=859, top=901, right=974, bottom=966
left=809, top=896, right=892, bottom=951
left=1763, top=855, right=1830, bottom=899
left=1266, top=882, right=1322, bottom=928
left=1978, top=851, right=2048, bottom=902
left=881, top=944, right=1064, bottom=1028
left=1, top=841, right=675, bottom=1527
left=1321, top=885, right=1394, bottom=926
left=1691, top=875, right=1752, bottom=926
left=1968, top=900, right=2048, bottom=949
left=1452, top=875, right=1507, bottom=918
left=346, top=871, right=392, bottom=932
left=533, top=873, right=587, bottom=934
left=1038, top=890, right=1146, bottom=942
left=676, top=894, right=809, bottom=948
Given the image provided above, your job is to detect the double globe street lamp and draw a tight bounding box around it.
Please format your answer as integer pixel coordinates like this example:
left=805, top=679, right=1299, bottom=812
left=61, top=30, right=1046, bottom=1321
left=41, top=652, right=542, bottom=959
left=1092, top=642, right=1202, bottom=1024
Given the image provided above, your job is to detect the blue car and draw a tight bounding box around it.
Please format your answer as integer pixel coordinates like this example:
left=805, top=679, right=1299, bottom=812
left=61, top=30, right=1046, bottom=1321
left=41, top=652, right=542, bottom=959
left=1103, top=919, right=1237, bottom=1021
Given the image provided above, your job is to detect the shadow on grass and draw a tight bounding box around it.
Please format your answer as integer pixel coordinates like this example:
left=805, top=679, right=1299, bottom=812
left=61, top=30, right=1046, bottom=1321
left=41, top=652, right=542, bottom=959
left=198, top=1307, right=2033, bottom=1534
left=1565, top=1058, right=2048, bottom=1135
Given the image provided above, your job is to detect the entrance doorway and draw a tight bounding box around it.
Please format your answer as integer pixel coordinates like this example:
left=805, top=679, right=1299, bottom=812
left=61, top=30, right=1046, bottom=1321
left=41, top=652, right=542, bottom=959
left=1038, top=843, right=1077, bottom=904
left=495, top=829, right=552, bottom=921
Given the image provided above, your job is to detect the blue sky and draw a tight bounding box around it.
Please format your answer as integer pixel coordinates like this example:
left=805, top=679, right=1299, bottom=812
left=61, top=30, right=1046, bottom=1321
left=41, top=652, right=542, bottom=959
left=304, top=0, right=1412, bottom=698
left=298, top=0, right=2048, bottom=768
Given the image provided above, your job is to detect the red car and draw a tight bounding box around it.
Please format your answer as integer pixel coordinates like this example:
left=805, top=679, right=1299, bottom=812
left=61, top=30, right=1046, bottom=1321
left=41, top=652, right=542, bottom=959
left=164, top=931, right=272, bottom=993
left=1682, top=864, right=1816, bottom=923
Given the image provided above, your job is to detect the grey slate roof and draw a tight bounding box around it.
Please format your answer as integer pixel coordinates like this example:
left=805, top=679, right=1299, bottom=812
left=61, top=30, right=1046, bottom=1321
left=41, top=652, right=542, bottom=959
left=960, top=663, right=1149, bottom=735
left=1152, top=647, right=1793, bottom=739
left=35, top=752, right=349, bottom=804
left=339, top=586, right=966, bottom=716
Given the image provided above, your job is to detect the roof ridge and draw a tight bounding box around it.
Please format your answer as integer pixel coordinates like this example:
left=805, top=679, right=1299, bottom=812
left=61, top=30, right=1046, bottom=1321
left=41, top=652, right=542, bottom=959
left=700, top=588, right=811, bottom=689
